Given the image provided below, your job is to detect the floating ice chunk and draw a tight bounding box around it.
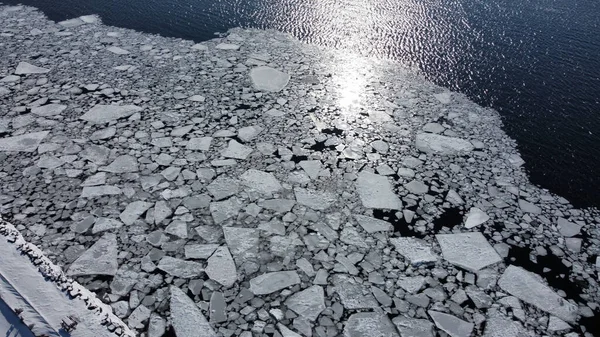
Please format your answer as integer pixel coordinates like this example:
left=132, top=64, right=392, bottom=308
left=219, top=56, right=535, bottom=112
left=285, top=286, right=325, bottom=321
left=191, top=43, right=208, bottom=51
left=415, top=133, right=474, bottom=155
left=397, top=276, right=427, bottom=294
left=299, top=160, right=321, bottom=180
left=434, top=92, right=452, bottom=104
left=237, top=125, right=263, bottom=142
left=483, top=309, right=526, bottom=337
left=223, top=227, right=259, bottom=262
left=80, top=185, right=121, bottom=198
left=353, top=214, right=393, bottom=233
left=249, top=66, right=290, bottom=92
left=498, top=265, right=578, bottom=322
left=157, top=257, right=203, bottom=278
left=464, top=207, right=489, bottom=228
left=0, top=131, right=49, bottom=152
left=59, top=17, right=85, bottom=27
left=241, top=169, right=282, bottom=195
left=428, top=311, right=473, bottom=337
left=332, top=274, right=378, bottom=309
left=107, top=46, right=130, bottom=55
left=170, top=286, right=217, bottom=337
left=68, top=233, right=118, bottom=276
left=80, top=104, right=142, bottom=123
left=187, top=137, right=212, bottom=151
left=222, top=140, right=252, bottom=159
left=392, top=316, right=434, bottom=337
left=31, top=104, right=66, bottom=117
left=390, top=237, right=437, bottom=266
left=294, top=187, right=337, bottom=210
left=344, top=312, right=400, bottom=337
left=278, top=324, right=302, bottom=337
left=206, top=176, right=240, bottom=200
left=79, top=15, right=99, bottom=23
left=205, top=246, right=237, bottom=287
left=92, top=217, right=124, bottom=234
left=436, top=232, right=501, bottom=272
left=249, top=271, right=300, bottom=295
left=14, top=62, right=50, bottom=74
left=508, top=154, right=525, bottom=167
left=120, top=201, right=152, bottom=225
left=355, top=171, right=402, bottom=210
left=210, top=197, right=243, bottom=224
left=216, top=43, right=240, bottom=50
left=405, top=180, right=429, bottom=195
left=557, top=217, right=582, bottom=237
left=518, top=199, right=541, bottom=214
left=547, top=316, right=571, bottom=332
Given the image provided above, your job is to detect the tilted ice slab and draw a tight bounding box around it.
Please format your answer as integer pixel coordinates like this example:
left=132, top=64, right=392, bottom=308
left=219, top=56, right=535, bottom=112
left=0, top=131, right=49, bottom=152
left=170, top=286, right=217, bottom=337
left=390, top=237, right=438, bottom=266
left=344, top=312, right=400, bottom=337
left=249, top=271, right=300, bottom=295
left=14, top=61, right=50, bottom=74
left=415, top=133, right=474, bottom=155
left=67, top=233, right=118, bottom=276
left=428, top=311, right=473, bottom=337
left=79, top=104, right=142, bottom=123
left=436, top=232, right=502, bottom=272
left=249, top=66, right=290, bottom=92
left=355, top=171, right=402, bottom=210
left=498, top=265, right=578, bottom=322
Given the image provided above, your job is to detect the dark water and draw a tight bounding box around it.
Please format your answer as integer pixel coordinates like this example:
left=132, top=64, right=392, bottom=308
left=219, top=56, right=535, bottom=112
left=3, top=0, right=599, bottom=208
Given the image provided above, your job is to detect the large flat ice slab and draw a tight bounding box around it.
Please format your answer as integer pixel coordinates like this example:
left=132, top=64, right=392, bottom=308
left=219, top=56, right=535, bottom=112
left=240, top=169, right=282, bottom=195
left=67, top=233, right=118, bottom=276
left=80, top=104, right=142, bottom=123
left=14, top=62, right=50, bottom=75
left=249, top=66, right=290, bottom=92
left=353, top=214, right=393, bottom=233
left=390, top=237, right=438, bottom=266
left=392, top=316, right=434, bottom=337
left=249, top=271, right=300, bottom=295
left=332, top=274, right=378, bottom=309
left=0, top=131, right=49, bottom=152
left=344, top=312, right=400, bottom=337
left=483, top=309, right=526, bottom=337
left=428, top=311, right=473, bottom=337
left=436, top=232, right=502, bottom=272
left=170, top=286, right=217, bottom=337
left=205, top=246, right=237, bottom=287
left=31, top=104, right=67, bottom=117
left=355, top=171, right=402, bottom=210
left=294, top=187, right=337, bottom=210
left=498, top=265, right=578, bottom=322
left=415, top=133, right=474, bottom=155
left=284, top=285, right=325, bottom=322
left=157, top=257, right=204, bottom=279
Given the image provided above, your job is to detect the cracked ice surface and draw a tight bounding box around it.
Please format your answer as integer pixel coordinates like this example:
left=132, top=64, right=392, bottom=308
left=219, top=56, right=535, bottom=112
left=0, top=6, right=597, bottom=337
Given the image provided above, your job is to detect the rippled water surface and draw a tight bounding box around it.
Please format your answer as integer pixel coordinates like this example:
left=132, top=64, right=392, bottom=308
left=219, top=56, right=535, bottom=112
left=4, top=0, right=600, bottom=207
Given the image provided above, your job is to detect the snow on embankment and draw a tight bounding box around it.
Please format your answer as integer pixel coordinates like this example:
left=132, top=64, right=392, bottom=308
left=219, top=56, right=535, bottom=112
left=0, top=218, right=134, bottom=337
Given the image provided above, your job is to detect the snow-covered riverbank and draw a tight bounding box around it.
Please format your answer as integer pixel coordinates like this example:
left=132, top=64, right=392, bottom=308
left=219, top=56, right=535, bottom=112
left=0, top=5, right=598, bottom=337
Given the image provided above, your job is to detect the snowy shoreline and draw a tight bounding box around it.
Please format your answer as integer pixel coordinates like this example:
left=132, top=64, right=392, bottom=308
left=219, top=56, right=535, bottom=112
left=0, top=4, right=599, bottom=337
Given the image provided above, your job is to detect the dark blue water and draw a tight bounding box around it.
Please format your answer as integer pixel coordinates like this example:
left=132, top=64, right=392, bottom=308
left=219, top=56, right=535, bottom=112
left=4, top=0, right=600, bottom=208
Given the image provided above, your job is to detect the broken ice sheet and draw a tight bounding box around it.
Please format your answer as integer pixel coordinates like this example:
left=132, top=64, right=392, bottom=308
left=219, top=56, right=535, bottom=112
left=498, top=265, right=578, bottom=322
left=389, top=237, right=438, bottom=266
left=355, top=171, right=402, bottom=210
left=436, top=232, right=502, bottom=272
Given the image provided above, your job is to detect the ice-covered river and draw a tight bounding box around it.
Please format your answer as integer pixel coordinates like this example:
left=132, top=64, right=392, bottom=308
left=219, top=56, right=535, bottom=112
left=6, top=0, right=599, bottom=207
